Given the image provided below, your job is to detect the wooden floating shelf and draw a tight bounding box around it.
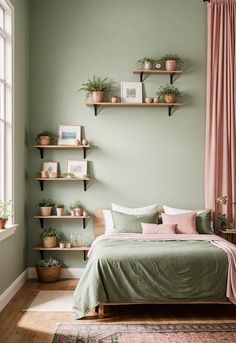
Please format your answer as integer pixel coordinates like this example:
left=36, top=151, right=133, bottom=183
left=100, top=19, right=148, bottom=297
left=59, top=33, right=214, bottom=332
left=35, top=177, right=90, bottom=191
left=133, top=70, right=182, bottom=83
left=86, top=102, right=181, bottom=116
left=33, top=215, right=90, bottom=229
left=34, top=245, right=90, bottom=260
left=34, top=144, right=91, bottom=159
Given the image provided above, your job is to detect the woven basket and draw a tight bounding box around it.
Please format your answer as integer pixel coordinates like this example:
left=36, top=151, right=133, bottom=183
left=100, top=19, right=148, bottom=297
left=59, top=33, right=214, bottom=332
left=42, top=236, right=57, bottom=248
left=36, top=264, right=61, bottom=282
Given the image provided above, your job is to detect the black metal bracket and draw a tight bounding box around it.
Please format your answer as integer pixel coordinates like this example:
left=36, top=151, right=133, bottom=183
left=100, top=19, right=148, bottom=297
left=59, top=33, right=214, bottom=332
left=140, top=71, right=144, bottom=82
left=83, top=218, right=86, bottom=229
left=39, top=180, right=44, bottom=191
left=39, top=218, right=44, bottom=228
left=168, top=106, right=174, bottom=116
left=38, top=147, right=44, bottom=159
left=83, top=251, right=88, bottom=261
left=83, top=180, right=87, bottom=191
left=94, top=104, right=98, bottom=116
left=83, top=147, right=87, bottom=159
left=170, top=73, right=175, bottom=84
left=39, top=251, right=44, bottom=259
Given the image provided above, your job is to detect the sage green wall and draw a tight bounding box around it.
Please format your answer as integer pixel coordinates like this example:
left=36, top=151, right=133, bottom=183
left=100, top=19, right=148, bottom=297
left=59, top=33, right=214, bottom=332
left=28, top=0, right=207, bottom=267
left=0, top=0, right=28, bottom=294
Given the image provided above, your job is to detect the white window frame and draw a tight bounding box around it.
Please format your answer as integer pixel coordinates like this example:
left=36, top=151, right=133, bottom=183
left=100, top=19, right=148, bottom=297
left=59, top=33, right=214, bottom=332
left=0, top=0, right=16, bottom=235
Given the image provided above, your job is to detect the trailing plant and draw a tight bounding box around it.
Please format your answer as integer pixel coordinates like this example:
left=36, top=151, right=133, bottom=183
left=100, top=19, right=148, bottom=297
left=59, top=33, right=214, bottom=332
left=36, top=257, right=61, bottom=268
left=159, top=54, right=183, bottom=65
left=158, top=84, right=182, bottom=97
left=0, top=200, right=14, bottom=220
left=40, top=228, right=61, bottom=239
left=56, top=203, right=65, bottom=209
left=79, top=75, right=112, bottom=99
left=36, top=130, right=57, bottom=143
left=136, top=57, right=156, bottom=68
left=62, top=172, right=75, bottom=178
left=36, top=199, right=55, bottom=207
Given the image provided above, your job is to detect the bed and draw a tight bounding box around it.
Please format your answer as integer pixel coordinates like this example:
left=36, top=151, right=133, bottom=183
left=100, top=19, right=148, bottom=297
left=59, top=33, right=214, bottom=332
left=73, top=209, right=236, bottom=319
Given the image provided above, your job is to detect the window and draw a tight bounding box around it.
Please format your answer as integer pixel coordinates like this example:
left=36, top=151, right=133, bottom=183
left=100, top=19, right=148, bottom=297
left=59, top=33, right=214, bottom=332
left=0, top=0, right=13, bottom=224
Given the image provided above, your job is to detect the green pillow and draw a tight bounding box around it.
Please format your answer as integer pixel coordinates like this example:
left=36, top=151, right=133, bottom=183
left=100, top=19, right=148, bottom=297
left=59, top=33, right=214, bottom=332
left=112, top=210, right=159, bottom=233
left=196, top=210, right=213, bottom=234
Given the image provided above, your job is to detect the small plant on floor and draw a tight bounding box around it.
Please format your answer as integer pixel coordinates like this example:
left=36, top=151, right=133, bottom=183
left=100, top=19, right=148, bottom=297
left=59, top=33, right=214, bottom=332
left=79, top=75, right=112, bottom=102
left=36, top=257, right=61, bottom=282
left=0, top=200, right=14, bottom=229
left=37, top=257, right=61, bottom=268
left=36, top=130, right=57, bottom=145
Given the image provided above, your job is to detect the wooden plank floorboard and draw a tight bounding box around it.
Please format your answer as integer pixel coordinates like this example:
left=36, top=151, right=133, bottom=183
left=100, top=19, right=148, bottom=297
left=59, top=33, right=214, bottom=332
left=0, top=279, right=236, bottom=342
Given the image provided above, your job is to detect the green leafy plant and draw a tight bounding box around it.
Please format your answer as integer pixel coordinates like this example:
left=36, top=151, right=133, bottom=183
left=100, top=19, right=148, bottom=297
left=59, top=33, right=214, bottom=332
left=79, top=75, right=112, bottom=99
left=36, top=257, right=61, bottom=268
left=62, top=172, right=75, bottom=178
left=159, top=54, right=183, bottom=65
left=159, top=84, right=182, bottom=97
left=0, top=200, right=14, bottom=220
left=40, top=228, right=61, bottom=239
left=36, top=199, right=55, bottom=207
left=36, top=131, right=57, bottom=144
left=136, top=57, right=156, bottom=68
left=56, top=203, right=65, bottom=209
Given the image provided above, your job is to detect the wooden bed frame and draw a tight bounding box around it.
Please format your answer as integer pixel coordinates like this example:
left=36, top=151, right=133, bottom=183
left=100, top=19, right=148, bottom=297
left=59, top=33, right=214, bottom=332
left=94, top=208, right=230, bottom=319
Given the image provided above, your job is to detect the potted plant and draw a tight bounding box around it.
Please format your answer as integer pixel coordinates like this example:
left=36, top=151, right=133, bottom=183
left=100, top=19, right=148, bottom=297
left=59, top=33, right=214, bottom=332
left=36, top=131, right=57, bottom=145
left=0, top=200, right=13, bottom=229
left=36, top=257, right=61, bottom=282
left=159, top=84, right=181, bottom=103
left=62, top=172, right=75, bottom=179
left=56, top=203, right=65, bottom=216
left=136, top=57, right=156, bottom=70
left=73, top=201, right=83, bottom=216
left=36, top=199, right=55, bottom=216
left=79, top=75, right=112, bottom=103
left=40, top=228, right=61, bottom=248
left=159, top=54, right=183, bottom=72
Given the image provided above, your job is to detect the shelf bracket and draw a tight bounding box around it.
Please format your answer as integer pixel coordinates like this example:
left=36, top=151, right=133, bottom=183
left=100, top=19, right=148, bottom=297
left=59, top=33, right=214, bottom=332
left=83, top=147, right=86, bottom=159
left=39, top=180, right=44, bottom=191
left=83, top=180, right=87, bottom=191
left=38, top=147, right=44, bottom=159
left=140, top=71, right=144, bottom=82
left=39, top=251, right=44, bottom=259
left=83, top=251, right=88, bottom=261
left=39, top=218, right=44, bottom=229
left=170, top=73, right=175, bottom=84
left=168, top=106, right=174, bottom=116
left=83, top=218, right=86, bottom=229
left=94, top=104, right=98, bottom=116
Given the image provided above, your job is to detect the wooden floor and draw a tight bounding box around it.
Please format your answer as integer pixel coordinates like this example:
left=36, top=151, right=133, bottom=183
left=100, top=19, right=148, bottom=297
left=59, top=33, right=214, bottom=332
left=0, top=279, right=236, bottom=342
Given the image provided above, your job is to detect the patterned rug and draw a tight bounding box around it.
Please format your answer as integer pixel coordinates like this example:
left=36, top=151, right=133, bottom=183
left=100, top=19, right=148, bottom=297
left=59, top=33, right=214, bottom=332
left=51, top=323, right=236, bottom=343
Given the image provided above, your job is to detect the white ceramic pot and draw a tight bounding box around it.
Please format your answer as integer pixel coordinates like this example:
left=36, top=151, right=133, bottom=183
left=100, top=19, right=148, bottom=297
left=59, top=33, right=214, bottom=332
left=56, top=208, right=64, bottom=216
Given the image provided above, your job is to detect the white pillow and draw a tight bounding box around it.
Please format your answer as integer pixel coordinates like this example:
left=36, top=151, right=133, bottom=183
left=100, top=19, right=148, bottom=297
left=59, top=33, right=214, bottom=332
left=163, top=205, right=207, bottom=215
left=103, top=203, right=158, bottom=234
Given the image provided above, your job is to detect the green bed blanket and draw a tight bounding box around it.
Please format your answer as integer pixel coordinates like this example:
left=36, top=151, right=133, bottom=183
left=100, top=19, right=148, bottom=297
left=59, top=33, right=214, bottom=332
left=73, top=238, right=228, bottom=319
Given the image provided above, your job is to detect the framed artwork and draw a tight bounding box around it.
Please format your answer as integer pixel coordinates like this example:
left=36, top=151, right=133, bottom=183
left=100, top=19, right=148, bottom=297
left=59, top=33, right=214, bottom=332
left=43, top=161, right=58, bottom=173
left=121, top=82, right=143, bottom=103
left=66, top=160, right=87, bottom=178
left=58, top=125, right=81, bottom=145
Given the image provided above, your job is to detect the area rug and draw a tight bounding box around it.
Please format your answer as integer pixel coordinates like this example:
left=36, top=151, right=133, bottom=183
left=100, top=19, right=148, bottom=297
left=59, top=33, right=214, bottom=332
left=27, top=290, right=73, bottom=312
left=51, top=323, right=236, bottom=343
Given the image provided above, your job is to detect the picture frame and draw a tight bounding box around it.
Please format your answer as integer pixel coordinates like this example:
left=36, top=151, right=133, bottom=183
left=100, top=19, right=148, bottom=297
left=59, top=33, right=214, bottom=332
left=121, top=82, right=143, bottom=103
left=58, top=125, right=81, bottom=145
left=66, top=160, right=88, bottom=178
left=43, top=161, right=58, bottom=173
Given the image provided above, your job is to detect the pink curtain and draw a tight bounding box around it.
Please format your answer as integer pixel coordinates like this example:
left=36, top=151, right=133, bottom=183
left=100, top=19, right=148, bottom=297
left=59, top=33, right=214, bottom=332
left=205, top=0, right=236, bottom=223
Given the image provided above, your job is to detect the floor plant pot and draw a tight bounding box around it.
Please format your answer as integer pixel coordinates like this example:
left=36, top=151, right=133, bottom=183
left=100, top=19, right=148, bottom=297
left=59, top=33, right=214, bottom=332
left=91, top=91, right=104, bottom=103
left=40, top=207, right=52, bottom=216
left=42, top=236, right=57, bottom=248
left=56, top=208, right=64, bottom=216
left=164, top=94, right=177, bottom=103
left=165, top=60, right=177, bottom=71
left=36, top=264, right=61, bottom=283
left=0, top=219, right=7, bottom=229
left=38, top=136, right=51, bottom=145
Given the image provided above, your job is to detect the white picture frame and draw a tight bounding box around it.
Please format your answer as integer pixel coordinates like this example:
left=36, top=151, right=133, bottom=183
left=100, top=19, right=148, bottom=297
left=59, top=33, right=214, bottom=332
left=66, top=160, right=87, bottom=178
left=58, top=125, right=81, bottom=145
left=43, top=161, right=58, bottom=173
left=121, top=82, right=143, bottom=103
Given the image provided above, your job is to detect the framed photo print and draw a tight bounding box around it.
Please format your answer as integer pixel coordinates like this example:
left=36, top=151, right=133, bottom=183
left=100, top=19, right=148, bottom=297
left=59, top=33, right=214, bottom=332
left=43, top=161, right=58, bottom=173
left=121, top=82, right=143, bottom=103
left=58, top=125, right=81, bottom=145
left=66, top=160, right=87, bottom=178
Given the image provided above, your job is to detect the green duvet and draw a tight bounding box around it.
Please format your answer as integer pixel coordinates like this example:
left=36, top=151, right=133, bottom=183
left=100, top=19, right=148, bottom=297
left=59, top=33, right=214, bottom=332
left=73, top=238, right=228, bottom=319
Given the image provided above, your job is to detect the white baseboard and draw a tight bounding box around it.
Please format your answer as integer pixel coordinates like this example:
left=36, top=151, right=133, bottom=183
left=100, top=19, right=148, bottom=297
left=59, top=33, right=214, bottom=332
left=28, top=267, right=84, bottom=279
left=0, top=269, right=28, bottom=312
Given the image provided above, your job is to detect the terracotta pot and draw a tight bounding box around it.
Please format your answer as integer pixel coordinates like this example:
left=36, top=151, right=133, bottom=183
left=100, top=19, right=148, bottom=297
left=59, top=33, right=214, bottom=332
left=165, top=60, right=177, bottom=72
left=40, top=207, right=52, bottom=216
left=56, top=208, right=64, bottom=216
left=91, top=91, right=104, bottom=103
left=42, top=236, right=57, bottom=248
left=74, top=208, right=83, bottom=216
left=36, top=264, right=61, bottom=283
left=0, top=218, right=7, bottom=229
left=164, top=94, right=177, bottom=103
left=38, top=136, right=51, bottom=145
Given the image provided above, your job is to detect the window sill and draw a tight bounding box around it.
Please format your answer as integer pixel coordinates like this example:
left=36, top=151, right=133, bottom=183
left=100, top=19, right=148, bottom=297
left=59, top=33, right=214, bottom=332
left=0, top=224, right=19, bottom=242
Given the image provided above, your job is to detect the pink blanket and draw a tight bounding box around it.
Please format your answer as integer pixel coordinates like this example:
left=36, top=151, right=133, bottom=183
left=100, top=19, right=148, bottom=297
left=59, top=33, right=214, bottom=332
left=89, top=233, right=236, bottom=305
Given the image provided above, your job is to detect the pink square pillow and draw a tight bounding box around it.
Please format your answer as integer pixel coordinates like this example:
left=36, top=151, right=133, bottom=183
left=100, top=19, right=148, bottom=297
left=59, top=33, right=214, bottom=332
left=141, top=223, right=176, bottom=234
left=162, top=212, right=198, bottom=234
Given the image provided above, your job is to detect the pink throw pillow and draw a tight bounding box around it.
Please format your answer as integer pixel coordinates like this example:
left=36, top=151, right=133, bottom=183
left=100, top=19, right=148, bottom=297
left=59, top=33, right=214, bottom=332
left=141, top=223, right=176, bottom=234
left=162, top=212, right=198, bottom=234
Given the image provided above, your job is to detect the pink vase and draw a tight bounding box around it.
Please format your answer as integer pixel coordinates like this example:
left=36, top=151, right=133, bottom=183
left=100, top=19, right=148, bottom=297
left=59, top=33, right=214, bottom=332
left=165, top=60, right=177, bottom=71
left=91, top=91, right=104, bottom=103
